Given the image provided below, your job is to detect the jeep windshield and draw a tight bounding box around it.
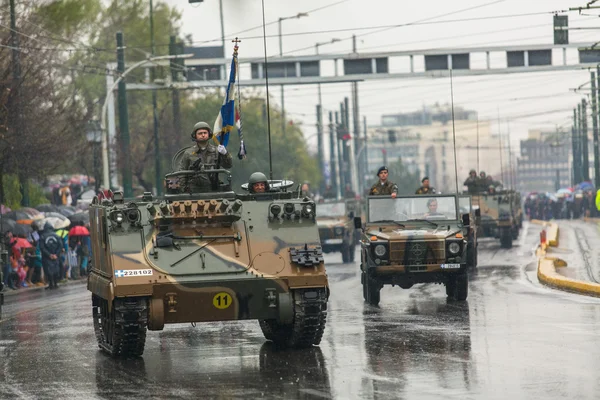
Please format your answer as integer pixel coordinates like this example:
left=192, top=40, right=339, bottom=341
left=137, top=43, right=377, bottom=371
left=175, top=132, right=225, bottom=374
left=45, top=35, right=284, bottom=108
left=317, top=202, right=346, bottom=218
left=368, top=196, right=458, bottom=222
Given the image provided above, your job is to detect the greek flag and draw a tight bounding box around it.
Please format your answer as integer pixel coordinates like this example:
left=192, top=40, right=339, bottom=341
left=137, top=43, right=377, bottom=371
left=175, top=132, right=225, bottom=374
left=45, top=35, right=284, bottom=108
left=213, top=56, right=237, bottom=147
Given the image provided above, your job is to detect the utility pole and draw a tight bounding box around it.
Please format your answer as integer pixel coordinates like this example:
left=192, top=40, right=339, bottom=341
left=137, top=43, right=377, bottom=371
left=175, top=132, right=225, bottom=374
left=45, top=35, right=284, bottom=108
left=592, top=70, right=600, bottom=188
left=278, top=19, right=286, bottom=137
left=150, top=0, right=162, bottom=195
left=573, top=107, right=580, bottom=184
left=363, top=116, right=369, bottom=182
left=328, top=111, right=339, bottom=198
left=339, top=102, right=349, bottom=191
left=10, top=0, right=27, bottom=206
left=316, top=104, right=324, bottom=193
left=335, top=111, right=344, bottom=197
left=581, top=98, right=590, bottom=181
left=170, top=36, right=183, bottom=152
left=351, top=35, right=361, bottom=192
left=116, top=32, right=133, bottom=198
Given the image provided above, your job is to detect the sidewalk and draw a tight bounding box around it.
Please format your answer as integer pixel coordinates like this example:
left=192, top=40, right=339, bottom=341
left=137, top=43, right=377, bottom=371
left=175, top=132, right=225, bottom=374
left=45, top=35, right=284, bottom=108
left=2, top=277, right=87, bottom=298
left=546, top=220, right=600, bottom=284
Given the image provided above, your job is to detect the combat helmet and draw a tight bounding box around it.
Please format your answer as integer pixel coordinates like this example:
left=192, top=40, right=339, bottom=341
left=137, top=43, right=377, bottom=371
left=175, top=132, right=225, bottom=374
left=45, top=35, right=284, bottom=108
left=190, top=121, right=213, bottom=140
left=248, top=172, right=269, bottom=193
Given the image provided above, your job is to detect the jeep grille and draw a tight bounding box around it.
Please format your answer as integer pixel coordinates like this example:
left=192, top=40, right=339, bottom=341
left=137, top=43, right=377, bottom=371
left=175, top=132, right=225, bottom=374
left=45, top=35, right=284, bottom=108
left=389, top=240, right=446, bottom=266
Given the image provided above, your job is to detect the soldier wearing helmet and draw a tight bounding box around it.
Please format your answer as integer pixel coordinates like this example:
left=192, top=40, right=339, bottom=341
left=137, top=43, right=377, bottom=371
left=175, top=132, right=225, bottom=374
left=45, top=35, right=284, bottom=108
left=178, top=121, right=233, bottom=191
left=464, top=169, right=479, bottom=194
left=248, top=172, right=270, bottom=194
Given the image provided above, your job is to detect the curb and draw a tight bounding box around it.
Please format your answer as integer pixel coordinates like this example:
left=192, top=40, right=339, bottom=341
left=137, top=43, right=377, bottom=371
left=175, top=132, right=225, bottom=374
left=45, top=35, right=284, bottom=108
left=536, top=222, right=600, bottom=298
left=2, top=279, right=87, bottom=298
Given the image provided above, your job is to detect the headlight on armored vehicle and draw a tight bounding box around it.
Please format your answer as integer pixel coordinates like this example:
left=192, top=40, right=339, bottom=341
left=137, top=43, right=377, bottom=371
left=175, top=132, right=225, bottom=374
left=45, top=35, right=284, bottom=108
left=334, top=227, right=344, bottom=236
left=111, top=211, right=124, bottom=224
left=374, top=244, right=387, bottom=257
left=448, top=242, right=461, bottom=255
left=302, top=204, right=314, bottom=219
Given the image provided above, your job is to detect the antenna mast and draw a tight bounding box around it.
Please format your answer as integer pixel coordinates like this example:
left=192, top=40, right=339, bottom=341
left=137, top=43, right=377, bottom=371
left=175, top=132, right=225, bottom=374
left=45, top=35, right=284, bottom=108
left=261, top=0, right=274, bottom=180
left=450, top=69, right=459, bottom=194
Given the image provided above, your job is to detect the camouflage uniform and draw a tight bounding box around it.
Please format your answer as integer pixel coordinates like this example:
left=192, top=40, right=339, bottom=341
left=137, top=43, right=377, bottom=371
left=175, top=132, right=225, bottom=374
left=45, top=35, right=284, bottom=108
left=178, top=143, right=233, bottom=192
left=415, top=186, right=436, bottom=195
left=369, top=180, right=398, bottom=195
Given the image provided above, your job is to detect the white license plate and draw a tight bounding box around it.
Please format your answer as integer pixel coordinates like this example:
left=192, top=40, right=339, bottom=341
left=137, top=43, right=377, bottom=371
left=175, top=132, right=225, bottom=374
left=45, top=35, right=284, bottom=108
left=324, top=239, right=344, bottom=245
left=441, top=263, right=461, bottom=269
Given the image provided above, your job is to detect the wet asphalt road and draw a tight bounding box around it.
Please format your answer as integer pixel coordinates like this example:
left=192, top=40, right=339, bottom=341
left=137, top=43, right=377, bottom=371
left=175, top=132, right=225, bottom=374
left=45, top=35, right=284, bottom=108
left=2, top=222, right=600, bottom=399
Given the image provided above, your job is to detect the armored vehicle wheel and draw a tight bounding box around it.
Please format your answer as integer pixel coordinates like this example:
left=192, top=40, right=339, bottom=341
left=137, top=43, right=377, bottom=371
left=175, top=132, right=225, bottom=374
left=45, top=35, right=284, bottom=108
left=364, top=275, right=380, bottom=306
left=92, top=295, right=148, bottom=357
left=500, top=228, right=513, bottom=249
left=259, top=288, right=327, bottom=349
left=447, top=273, right=468, bottom=301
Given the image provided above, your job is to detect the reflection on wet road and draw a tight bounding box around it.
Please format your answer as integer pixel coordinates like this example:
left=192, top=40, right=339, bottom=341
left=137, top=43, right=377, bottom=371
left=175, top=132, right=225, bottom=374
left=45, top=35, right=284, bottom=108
left=2, top=222, right=600, bottom=399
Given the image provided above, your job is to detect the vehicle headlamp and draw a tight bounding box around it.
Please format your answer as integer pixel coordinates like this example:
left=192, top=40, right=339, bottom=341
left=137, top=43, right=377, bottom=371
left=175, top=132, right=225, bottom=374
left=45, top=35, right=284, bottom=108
left=284, top=203, right=295, bottom=215
left=115, top=212, right=124, bottom=224
left=302, top=204, right=314, bottom=219
left=270, top=204, right=281, bottom=218
left=374, top=244, right=387, bottom=257
left=334, top=227, right=344, bottom=236
left=448, top=242, right=460, bottom=255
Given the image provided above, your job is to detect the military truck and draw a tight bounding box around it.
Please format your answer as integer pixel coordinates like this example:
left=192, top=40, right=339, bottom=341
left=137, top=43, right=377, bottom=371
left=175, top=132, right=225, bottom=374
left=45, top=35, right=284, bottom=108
left=356, top=194, right=470, bottom=306
left=316, top=200, right=356, bottom=263
left=459, top=195, right=479, bottom=268
left=87, top=164, right=328, bottom=357
left=471, top=190, right=520, bottom=249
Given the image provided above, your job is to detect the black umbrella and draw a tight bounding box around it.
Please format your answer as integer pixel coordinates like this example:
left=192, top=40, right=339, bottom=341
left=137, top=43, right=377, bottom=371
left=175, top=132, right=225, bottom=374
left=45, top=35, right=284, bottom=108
left=4, top=211, right=32, bottom=222
left=68, top=212, right=90, bottom=224
left=58, top=206, right=76, bottom=217
left=13, top=223, right=33, bottom=237
left=0, top=218, right=16, bottom=233
left=35, top=204, right=60, bottom=213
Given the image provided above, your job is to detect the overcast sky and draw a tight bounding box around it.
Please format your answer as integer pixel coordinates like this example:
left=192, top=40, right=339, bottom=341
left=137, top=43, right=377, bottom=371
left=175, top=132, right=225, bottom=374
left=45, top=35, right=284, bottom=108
left=165, top=0, right=600, bottom=151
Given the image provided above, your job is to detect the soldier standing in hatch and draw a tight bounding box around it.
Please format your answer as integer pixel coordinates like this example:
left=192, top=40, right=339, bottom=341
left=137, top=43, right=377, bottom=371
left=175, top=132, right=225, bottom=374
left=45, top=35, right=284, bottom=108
left=178, top=121, right=233, bottom=192
left=415, top=176, right=436, bottom=195
left=369, top=166, right=398, bottom=198
left=464, top=170, right=479, bottom=194
left=248, top=172, right=270, bottom=194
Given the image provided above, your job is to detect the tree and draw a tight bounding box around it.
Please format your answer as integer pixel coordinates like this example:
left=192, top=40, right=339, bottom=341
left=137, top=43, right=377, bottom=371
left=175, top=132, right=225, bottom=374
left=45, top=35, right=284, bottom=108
left=388, top=157, right=420, bottom=195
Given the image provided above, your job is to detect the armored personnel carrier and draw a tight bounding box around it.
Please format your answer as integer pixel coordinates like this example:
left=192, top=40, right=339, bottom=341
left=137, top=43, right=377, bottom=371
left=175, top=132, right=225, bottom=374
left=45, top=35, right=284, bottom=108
left=88, top=163, right=328, bottom=357
left=316, top=200, right=356, bottom=263
left=471, top=190, right=520, bottom=249
left=356, top=194, right=470, bottom=306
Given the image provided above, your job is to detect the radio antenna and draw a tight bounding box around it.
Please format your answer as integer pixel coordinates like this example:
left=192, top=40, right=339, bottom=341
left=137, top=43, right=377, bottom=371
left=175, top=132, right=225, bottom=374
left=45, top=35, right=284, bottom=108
left=450, top=68, right=459, bottom=194
left=261, top=0, right=274, bottom=180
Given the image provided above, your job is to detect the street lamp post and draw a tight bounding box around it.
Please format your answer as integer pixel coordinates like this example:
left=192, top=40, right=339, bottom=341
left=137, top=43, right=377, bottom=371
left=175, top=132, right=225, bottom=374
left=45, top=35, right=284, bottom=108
left=278, top=12, right=309, bottom=137
left=86, top=120, right=102, bottom=193
left=101, top=54, right=192, bottom=191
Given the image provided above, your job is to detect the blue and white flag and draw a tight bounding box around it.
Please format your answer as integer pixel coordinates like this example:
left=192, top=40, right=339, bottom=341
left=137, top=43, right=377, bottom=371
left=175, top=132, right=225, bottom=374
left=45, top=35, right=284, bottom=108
left=213, top=56, right=237, bottom=147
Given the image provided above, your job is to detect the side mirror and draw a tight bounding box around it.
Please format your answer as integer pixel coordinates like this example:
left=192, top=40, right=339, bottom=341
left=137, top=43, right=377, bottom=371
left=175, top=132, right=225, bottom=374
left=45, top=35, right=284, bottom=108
left=475, top=209, right=481, bottom=217
left=348, top=211, right=355, bottom=219
left=354, top=217, right=363, bottom=229
left=462, top=213, right=470, bottom=227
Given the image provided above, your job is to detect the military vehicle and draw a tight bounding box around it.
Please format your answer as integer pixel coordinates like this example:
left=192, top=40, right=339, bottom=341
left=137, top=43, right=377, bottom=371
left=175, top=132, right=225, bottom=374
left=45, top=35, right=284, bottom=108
left=356, top=194, right=470, bottom=306
left=0, top=250, right=5, bottom=320
left=316, top=200, right=357, bottom=263
left=459, top=195, right=479, bottom=268
left=471, top=190, right=520, bottom=249
left=87, top=162, right=328, bottom=357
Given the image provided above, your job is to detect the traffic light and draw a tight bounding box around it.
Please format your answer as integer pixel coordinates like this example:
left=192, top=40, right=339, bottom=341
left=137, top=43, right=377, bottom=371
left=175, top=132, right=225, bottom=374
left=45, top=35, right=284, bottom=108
left=387, top=129, right=396, bottom=143
left=554, top=15, right=568, bottom=45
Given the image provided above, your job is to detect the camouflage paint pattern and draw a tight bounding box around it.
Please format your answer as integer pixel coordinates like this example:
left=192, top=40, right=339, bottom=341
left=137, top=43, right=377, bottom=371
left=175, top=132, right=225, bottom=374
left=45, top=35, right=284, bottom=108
left=471, top=190, right=521, bottom=237
left=88, top=193, right=328, bottom=330
left=316, top=200, right=356, bottom=253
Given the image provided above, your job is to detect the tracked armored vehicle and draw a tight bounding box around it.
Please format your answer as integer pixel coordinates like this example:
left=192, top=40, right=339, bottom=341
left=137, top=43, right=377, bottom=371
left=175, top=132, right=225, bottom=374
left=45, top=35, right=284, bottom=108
left=356, top=194, right=470, bottom=306
left=316, top=200, right=356, bottom=263
left=88, top=163, right=328, bottom=357
left=471, top=190, right=520, bottom=249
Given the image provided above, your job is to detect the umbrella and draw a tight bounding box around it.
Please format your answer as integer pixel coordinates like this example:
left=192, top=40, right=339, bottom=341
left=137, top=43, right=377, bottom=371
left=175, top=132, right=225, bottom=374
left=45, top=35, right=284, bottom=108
left=68, top=212, right=90, bottom=224
left=20, top=207, right=44, bottom=220
left=557, top=188, right=573, bottom=195
left=576, top=182, right=594, bottom=191
left=13, top=237, right=32, bottom=250
left=13, top=223, right=33, bottom=237
left=58, top=205, right=77, bottom=217
left=40, top=217, right=71, bottom=230
left=4, top=211, right=34, bottom=224
left=0, top=218, right=16, bottom=233
left=43, top=212, right=69, bottom=221
left=35, top=204, right=60, bottom=213
left=69, top=225, right=90, bottom=236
